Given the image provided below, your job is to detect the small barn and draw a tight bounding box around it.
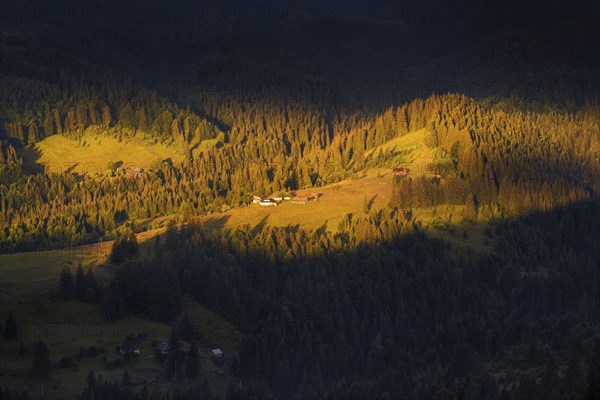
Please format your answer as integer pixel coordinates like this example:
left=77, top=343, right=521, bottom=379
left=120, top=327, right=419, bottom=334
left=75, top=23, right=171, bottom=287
left=291, top=196, right=310, bottom=205
left=123, top=167, right=144, bottom=179
left=392, top=167, right=409, bottom=176
left=156, top=341, right=170, bottom=354
left=260, top=199, right=278, bottom=206
left=211, top=348, right=223, bottom=358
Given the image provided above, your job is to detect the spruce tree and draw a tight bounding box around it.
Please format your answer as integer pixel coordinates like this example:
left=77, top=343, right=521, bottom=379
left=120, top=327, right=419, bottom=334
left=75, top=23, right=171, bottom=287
left=121, top=370, right=131, bottom=387
left=75, top=264, right=86, bottom=301
left=586, top=341, right=600, bottom=400
left=31, top=341, right=51, bottom=377
left=3, top=313, right=17, bottom=341
left=57, top=264, right=74, bottom=300
left=186, top=343, right=201, bottom=379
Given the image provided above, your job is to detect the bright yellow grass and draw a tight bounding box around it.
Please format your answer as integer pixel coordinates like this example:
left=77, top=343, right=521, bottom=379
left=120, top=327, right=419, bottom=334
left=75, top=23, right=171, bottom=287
left=203, top=168, right=394, bottom=233
left=364, top=128, right=433, bottom=172
left=19, top=133, right=183, bottom=174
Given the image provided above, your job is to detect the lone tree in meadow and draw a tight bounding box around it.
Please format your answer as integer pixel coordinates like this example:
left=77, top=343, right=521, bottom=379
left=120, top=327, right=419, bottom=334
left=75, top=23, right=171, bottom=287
left=32, top=340, right=51, bottom=377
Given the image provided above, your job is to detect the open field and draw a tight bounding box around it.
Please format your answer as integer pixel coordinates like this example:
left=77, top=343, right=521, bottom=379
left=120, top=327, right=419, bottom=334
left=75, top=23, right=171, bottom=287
left=18, top=132, right=183, bottom=175
left=203, top=168, right=496, bottom=253
left=200, top=128, right=495, bottom=251
left=0, top=227, right=165, bottom=304
left=0, top=298, right=237, bottom=399
left=364, top=128, right=434, bottom=171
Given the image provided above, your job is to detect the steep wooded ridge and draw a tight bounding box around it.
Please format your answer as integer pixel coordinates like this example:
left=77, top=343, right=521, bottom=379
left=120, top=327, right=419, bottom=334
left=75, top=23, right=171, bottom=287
left=1, top=1, right=600, bottom=399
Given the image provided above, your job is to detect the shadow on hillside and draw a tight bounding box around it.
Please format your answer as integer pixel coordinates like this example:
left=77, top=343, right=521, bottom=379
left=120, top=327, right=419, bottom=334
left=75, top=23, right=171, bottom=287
left=17, top=144, right=44, bottom=174
left=165, top=198, right=600, bottom=399
left=201, top=214, right=231, bottom=233
left=251, top=215, right=270, bottom=237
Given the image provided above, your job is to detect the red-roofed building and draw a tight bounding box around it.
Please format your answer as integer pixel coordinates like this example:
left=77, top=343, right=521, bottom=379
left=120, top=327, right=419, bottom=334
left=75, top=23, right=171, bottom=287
left=392, top=167, right=409, bottom=176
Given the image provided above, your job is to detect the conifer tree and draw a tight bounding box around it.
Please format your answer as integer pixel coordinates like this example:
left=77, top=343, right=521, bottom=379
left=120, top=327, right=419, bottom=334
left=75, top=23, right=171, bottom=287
left=586, top=342, right=600, bottom=400
left=31, top=341, right=50, bottom=377
left=57, top=265, right=74, bottom=300
left=3, top=312, right=17, bottom=341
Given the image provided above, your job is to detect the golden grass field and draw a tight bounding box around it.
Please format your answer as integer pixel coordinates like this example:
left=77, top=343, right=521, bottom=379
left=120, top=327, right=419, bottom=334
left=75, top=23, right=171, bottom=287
left=19, top=132, right=183, bottom=175
left=18, top=130, right=224, bottom=175
left=202, top=167, right=495, bottom=253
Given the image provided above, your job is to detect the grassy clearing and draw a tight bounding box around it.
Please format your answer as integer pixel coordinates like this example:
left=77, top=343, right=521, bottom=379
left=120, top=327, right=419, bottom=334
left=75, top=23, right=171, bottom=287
left=203, top=168, right=393, bottom=233
left=181, top=297, right=241, bottom=355
left=364, top=128, right=433, bottom=172
left=202, top=168, right=496, bottom=253
left=19, top=132, right=183, bottom=175
left=0, top=299, right=172, bottom=400
left=0, top=297, right=237, bottom=399
left=0, top=227, right=165, bottom=304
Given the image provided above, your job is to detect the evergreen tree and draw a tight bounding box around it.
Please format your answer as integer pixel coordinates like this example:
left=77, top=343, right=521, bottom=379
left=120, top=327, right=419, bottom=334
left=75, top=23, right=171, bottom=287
left=57, top=264, right=74, bottom=300
left=186, top=343, right=201, bottom=380
left=463, top=193, right=478, bottom=222
left=586, top=342, right=600, bottom=400
left=31, top=341, right=50, bottom=377
left=121, top=370, right=131, bottom=387
left=75, top=264, right=86, bottom=301
left=101, top=292, right=127, bottom=321
left=3, top=313, right=17, bottom=341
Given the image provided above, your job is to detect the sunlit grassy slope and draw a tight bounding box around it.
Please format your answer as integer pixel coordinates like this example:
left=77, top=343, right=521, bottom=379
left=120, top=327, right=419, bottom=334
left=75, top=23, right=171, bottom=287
left=364, top=128, right=432, bottom=169
left=202, top=129, right=494, bottom=252
left=19, top=133, right=183, bottom=174
left=203, top=168, right=495, bottom=253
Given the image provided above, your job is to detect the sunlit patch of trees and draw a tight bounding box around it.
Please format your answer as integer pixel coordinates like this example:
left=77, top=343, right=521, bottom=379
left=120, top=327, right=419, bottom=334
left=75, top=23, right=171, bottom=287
left=1, top=90, right=598, bottom=253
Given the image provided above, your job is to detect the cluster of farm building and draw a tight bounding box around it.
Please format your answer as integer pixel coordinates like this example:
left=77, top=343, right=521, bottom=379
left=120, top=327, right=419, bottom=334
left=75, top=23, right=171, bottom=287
left=252, top=193, right=322, bottom=206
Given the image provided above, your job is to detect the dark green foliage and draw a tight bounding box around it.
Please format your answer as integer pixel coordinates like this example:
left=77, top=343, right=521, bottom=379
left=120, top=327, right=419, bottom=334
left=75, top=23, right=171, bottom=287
left=155, top=200, right=600, bottom=399
left=57, top=264, right=74, bottom=300
left=174, top=315, right=197, bottom=342
left=75, top=264, right=86, bottom=300
left=31, top=341, right=50, bottom=377
left=3, top=313, right=17, bottom=341
left=100, top=292, right=127, bottom=321
left=121, top=370, right=131, bottom=387
left=185, top=343, right=200, bottom=380
left=586, top=342, right=600, bottom=400
left=59, top=356, right=74, bottom=369
left=105, top=358, right=127, bottom=370
left=110, top=261, right=181, bottom=321
left=110, top=231, right=139, bottom=264
left=76, top=345, right=106, bottom=359
left=0, top=387, right=33, bottom=400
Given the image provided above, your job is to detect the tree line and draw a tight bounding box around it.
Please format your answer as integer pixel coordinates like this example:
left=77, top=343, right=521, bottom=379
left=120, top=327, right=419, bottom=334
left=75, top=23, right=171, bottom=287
left=2, top=91, right=598, bottom=253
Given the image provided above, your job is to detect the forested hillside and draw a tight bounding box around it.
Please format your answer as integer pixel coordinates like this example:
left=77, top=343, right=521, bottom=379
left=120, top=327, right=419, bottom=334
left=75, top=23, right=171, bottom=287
left=1, top=1, right=600, bottom=399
